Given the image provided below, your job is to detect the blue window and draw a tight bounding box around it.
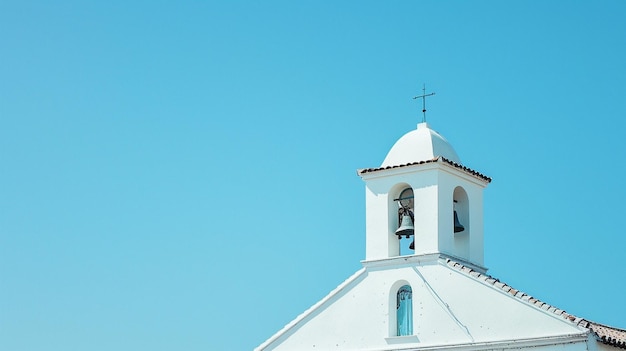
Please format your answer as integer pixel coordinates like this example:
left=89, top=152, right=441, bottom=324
left=397, top=285, right=413, bottom=336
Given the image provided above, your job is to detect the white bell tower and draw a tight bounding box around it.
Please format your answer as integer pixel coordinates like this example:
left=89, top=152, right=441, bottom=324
left=358, top=122, right=491, bottom=268
left=256, top=114, right=608, bottom=351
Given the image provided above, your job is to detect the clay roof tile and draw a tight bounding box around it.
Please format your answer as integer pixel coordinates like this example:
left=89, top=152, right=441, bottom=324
left=358, top=157, right=492, bottom=183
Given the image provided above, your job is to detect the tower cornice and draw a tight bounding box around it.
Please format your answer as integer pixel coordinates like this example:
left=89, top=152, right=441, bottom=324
left=358, top=157, right=491, bottom=186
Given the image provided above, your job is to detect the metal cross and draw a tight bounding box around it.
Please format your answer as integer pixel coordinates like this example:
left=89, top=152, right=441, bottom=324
left=412, top=84, right=435, bottom=123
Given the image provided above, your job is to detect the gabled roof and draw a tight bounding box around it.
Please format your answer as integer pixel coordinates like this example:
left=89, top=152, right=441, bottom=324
left=257, top=254, right=625, bottom=350
left=358, top=156, right=492, bottom=183
left=445, top=258, right=626, bottom=349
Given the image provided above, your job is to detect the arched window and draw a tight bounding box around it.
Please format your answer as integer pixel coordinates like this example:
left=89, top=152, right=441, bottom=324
left=396, top=285, right=413, bottom=336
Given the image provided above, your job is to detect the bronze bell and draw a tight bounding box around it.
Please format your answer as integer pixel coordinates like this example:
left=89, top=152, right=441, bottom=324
left=454, top=210, right=465, bottom=233
left=395, top=214, right=414, bottom=238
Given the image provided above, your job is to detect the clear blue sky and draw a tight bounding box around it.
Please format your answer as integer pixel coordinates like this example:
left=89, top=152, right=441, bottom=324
left=2, top=1, right=626, bottom=350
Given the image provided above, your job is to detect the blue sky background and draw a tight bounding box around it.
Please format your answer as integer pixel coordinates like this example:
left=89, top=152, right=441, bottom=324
left=2, top=1, right=626, bottom=350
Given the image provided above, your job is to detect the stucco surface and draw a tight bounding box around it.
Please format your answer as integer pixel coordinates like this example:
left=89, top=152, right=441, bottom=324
left=381, top=123, right=461, bottom=167
left=258, top=257, right=586, bottom=351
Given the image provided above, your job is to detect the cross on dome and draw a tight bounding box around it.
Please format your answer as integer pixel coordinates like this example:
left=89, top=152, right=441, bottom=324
left=412, top=84, right=435, bottom=123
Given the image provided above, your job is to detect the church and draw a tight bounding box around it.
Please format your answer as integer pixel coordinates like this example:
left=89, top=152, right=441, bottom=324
left=255, top=114, right=626, bottom=350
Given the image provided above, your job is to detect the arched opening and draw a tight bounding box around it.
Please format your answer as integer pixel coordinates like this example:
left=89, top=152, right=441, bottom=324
left=453, top=186, right=469, bottom=234
left=396, top=285, right=413, bottom=336
left=390, top=185, right=414, bottom=256
left=453, top=186, right=470, bottom=257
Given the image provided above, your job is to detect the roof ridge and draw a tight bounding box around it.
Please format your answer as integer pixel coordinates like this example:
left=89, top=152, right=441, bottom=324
left=589, top=321, right=626, bottom=332
left=444, top=257, right=626, bottom=349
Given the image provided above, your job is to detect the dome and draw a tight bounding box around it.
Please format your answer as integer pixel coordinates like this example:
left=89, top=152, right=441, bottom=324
left=381, top=122, right=461, bottom=167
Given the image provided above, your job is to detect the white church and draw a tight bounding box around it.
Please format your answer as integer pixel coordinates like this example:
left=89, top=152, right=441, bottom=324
left=255, top=119, right=626, bottom=351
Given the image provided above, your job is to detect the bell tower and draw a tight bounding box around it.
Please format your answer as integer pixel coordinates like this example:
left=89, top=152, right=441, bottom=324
left=358, top=122, right=491, bottom=268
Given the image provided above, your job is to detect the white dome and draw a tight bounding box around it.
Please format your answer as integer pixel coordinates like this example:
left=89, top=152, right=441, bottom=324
left=381, top=122, right=461, bottom=167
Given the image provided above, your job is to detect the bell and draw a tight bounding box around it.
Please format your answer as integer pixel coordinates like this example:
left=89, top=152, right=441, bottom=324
left=454, top=210, right=465, bottom=233
left=395, top=214, right=415, bottom=238
left=409, top=240, right=415, bottom=250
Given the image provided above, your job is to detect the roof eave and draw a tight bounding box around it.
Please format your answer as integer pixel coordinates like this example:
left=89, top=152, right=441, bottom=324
left=357, top=156, right=492, bottom=184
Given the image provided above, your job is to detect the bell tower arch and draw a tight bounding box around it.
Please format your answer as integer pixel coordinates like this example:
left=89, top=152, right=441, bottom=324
left=358, top=122, right=491, bottom=268
left=388, top=183, right=414, bottom=256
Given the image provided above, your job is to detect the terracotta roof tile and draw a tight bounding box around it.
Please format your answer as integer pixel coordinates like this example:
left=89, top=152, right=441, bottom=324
left=445, top=257, right=626, bottom=348
left=358, top=157, right=492, bottom=183
left=590, top=322, right=626, bottom=349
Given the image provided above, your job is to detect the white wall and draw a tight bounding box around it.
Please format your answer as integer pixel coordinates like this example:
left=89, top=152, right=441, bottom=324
left=259, top=256, right=587, bottom=351
left=361, top=162, right=488, bottom=267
